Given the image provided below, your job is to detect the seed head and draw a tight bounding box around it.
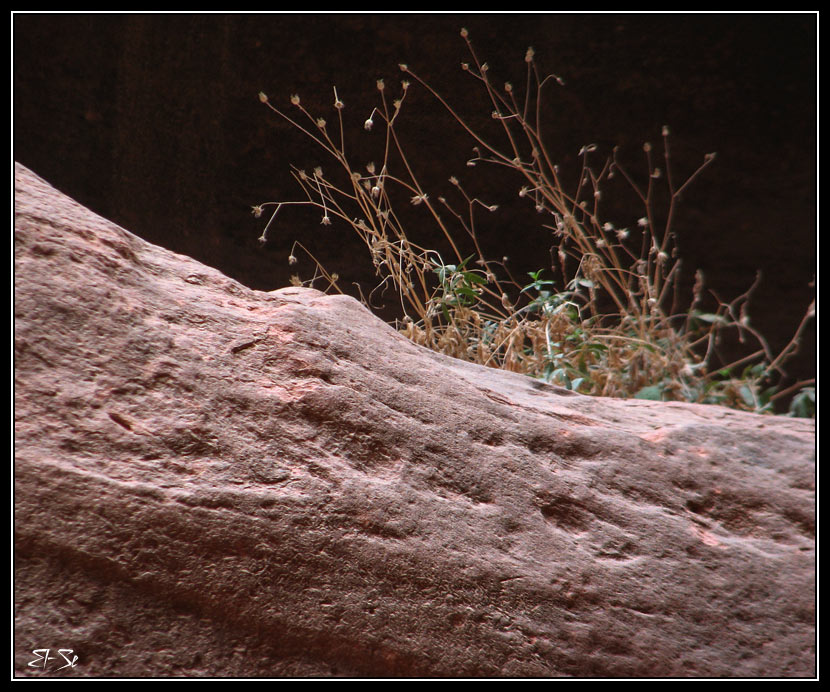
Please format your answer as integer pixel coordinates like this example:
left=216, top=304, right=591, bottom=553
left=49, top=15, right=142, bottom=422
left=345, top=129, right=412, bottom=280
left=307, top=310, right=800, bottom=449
left=290, top=94, right=300, bottom=106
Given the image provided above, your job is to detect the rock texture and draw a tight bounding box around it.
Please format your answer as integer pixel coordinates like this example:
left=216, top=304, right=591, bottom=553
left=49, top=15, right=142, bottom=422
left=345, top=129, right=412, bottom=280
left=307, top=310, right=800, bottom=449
left=14, top=162, right=815, bottom=678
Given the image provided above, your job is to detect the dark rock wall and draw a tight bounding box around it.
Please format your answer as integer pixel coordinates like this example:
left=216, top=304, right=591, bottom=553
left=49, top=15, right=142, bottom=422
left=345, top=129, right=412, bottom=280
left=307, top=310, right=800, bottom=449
left=13, top=13, right=816, bottom=391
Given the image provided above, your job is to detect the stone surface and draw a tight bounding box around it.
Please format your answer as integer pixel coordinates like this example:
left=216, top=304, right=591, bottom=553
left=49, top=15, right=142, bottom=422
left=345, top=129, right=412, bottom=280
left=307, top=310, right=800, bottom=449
left=14, top=162, right=815, bottom=678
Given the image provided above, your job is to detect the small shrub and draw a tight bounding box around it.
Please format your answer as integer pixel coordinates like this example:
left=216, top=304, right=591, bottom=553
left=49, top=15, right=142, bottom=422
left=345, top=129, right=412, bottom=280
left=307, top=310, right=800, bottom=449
left=255, top=29, right=814, bottom=416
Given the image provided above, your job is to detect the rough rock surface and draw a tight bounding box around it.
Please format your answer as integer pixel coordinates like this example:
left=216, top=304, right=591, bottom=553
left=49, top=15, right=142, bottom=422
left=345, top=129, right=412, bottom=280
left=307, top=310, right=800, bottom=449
left=14, top=162, right=815, bottom=678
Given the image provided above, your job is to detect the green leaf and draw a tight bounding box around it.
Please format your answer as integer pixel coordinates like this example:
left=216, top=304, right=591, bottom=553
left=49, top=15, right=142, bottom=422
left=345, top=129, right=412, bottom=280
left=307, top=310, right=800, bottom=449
left=739, top=384, right=756, bottom=407
left=789, top=387, right=816, bottom=418
left=464, top=272, right=488, bottom=285
left=551, top=367, right=571, bottom=388
left=586, top=342, right=608, bottom=355
left=440, top=302, right=451, bottom=323
left=635, top=384, right=663, bottom=401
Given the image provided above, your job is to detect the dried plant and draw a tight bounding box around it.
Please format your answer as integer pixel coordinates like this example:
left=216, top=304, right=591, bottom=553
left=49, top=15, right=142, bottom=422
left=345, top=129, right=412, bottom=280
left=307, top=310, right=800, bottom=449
left=255, top=29, right=815, bottom=417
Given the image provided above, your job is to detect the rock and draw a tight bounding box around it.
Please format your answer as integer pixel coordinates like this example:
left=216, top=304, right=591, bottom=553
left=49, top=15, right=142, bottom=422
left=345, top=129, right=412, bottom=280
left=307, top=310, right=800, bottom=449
left=14, top=162, right=815, bottom=678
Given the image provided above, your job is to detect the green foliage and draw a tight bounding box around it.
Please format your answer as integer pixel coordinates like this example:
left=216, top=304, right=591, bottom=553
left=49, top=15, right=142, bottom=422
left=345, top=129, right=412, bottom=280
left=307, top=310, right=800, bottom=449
left=432, top=255, right=488, bottom=321
left=789, top=386, right=816, bottom=418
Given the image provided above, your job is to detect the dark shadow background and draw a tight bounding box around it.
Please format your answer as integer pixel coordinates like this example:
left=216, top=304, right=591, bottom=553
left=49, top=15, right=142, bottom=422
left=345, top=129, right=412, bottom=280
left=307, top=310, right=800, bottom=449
left=13, top=12, right=816, bottom=406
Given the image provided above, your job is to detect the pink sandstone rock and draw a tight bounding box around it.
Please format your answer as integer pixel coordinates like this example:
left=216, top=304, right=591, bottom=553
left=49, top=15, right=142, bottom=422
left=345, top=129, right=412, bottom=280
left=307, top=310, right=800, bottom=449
left=14, top=162, right=815, bottom=678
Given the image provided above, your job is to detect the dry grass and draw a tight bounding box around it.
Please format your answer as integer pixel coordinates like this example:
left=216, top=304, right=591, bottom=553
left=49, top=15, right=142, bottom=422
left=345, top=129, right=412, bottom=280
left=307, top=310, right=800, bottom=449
left=254, top=29, right=815, bottom=416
